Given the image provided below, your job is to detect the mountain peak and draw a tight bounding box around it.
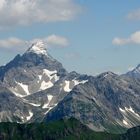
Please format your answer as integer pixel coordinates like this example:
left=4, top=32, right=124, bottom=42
left=97, top=71, right=117, bottom=79
left=133, top=64, right=140, bottom=73
left=127, top=64, right=140, bottom=74
left=26, top=40, right=48, bottom=55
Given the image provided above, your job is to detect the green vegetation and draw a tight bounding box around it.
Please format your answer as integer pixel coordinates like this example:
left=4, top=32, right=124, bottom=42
left=0, top=118, right=139, bottom=140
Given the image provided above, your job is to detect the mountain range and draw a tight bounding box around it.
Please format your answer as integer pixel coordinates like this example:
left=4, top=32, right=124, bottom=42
left=0, top=41, right=140, bottom=133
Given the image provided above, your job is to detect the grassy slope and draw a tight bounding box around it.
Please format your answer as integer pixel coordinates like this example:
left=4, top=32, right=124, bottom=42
left=0, top=118, right=139, bottom=140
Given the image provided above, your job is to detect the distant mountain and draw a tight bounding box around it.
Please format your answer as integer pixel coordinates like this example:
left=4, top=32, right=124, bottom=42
left=126, top=64, right=140, bottom=79
left=0, top=41, right=140, bottom=133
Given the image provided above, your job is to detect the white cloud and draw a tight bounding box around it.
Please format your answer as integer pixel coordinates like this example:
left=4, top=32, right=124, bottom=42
left=46, top=34, right=69, bottom=47
left=0, top=0, right=81, bottom=29
left=0, top=35, right=69, bottom=51
left=127, top=9, right=140, bottom=20
left=112, top=31, right=140, bottom=46
left=112, top=38, right=130, bottom=46
left=0, top=37, right=26, bottom=50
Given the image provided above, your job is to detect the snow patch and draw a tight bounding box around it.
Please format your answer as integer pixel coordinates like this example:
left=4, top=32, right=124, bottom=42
left=22, top=99, right=41, bottom=107
left=9, top=88, right=25, bottom=98
left=10, top=69, right=59, bottom=97
left=38, top=75, right=42, bottom=80
left=9, top=81, right=30, bottom=97
left=43, top=69, right=58, bottom=80
left=40, top=81, right=53, bottom=90
left=64, top=81, right=71, bottom=92
left=73, top=79, right=88, bottom=86
left=20, top=116, right=24, bottom=123
left=123, top=120, right=128, bottom=125
left=125, top=107, right=140, bottom=117
left=17, top=82, right=30, bottom=95
left=43, top=69, right=57, bottom=76
left=120, top=106, right=140, bottom=118
left=119, top=108, right=125, bottom=113
left=42, top=95, right=53, bottom=109
left=119, top=106, right=140, bottom=127
left=42, top=95, right=58, bottom=114
left=26, top=111, right=33, bottom=121
left=39, top=69, right=59, bottom=91
left=44, top=103, right=58, bottom=114
left=44, top=107, right=53, bottom=114
left=53, top=73, right=60, bottom=81
left=63, top=79, right=88, bottom=92
left=28, top=102, right=41, bottom=107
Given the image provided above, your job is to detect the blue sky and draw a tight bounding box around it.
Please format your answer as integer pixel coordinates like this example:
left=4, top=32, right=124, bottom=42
left=0, top=0, right=140, bottom=75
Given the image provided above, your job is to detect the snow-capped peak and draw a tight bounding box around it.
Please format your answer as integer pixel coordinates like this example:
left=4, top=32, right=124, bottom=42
left=26, top=40, right=47, bottom=55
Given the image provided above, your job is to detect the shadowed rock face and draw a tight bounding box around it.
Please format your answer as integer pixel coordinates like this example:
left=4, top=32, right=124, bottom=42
left=0, top=41, right=140, bottom=133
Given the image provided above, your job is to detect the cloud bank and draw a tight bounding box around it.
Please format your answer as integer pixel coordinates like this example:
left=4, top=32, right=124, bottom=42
left=0, top=0, right=81, bottom=29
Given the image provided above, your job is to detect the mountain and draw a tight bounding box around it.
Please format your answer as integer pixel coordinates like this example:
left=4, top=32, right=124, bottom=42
left=0, top=41, right=89, bottom=123
left=0, top=41, right=67, bottom=96
left=126, top=64, right=140, bottom=79
left=0, top=41, right=140, bottom=133
left=45, top=71, right=140, bottom=133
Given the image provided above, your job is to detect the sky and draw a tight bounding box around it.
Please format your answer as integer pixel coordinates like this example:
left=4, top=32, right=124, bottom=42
left=0, top=0, right=140, bottom=75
